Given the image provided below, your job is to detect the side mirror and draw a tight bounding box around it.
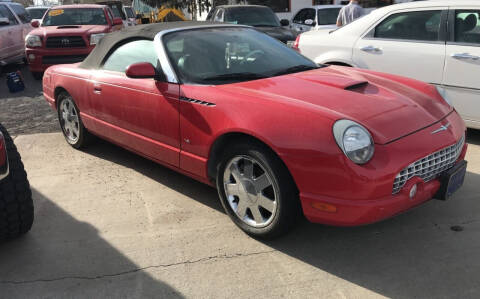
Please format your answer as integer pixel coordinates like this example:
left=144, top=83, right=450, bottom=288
left=126, top=62, right=164, bottom=80
left=31, top=20, right=40, bottom=28
left=113, top=17, right=123, bottom=25
left=0, top=17, right=10, bottom=25
left=280, top=19, right=289, bottom=26
left=304, top=19, right=316, bottom=26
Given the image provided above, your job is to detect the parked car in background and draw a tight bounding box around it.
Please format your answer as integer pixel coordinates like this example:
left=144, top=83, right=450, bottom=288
left=98, top=1, right=135, bottom=27
left=0, top=123, right=34, bottom=242
left=25, top=4, right=123, bottom=80
left=44, top=22, right=467, bottom=238
left=123, top=5, right=137, bottom=26
left=296, top=0, right=480, bottom=130
left=206, top=5, right=297, bottom=44
left=291, top=5, right=343, bottom=32
left=0, top=1, right=32, bottom=68
left=26, top=6, right=49, bottom=24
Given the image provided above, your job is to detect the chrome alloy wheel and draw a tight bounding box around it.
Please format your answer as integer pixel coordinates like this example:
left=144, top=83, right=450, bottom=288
left=223, top=156, right=278, bottom=228
left=60, top=97, right=80, bottom=143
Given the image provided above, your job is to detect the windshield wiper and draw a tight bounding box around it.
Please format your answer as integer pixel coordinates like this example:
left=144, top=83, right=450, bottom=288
left=273, top=65, right=320, bottom=76
left=202, top=72, right=268, bottom=82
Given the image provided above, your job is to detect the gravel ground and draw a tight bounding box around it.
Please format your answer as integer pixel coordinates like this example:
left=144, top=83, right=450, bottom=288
left=0, top=63, right=59, bottom=136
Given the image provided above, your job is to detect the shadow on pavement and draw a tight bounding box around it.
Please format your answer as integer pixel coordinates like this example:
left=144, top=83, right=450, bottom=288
left=82, top=137, right=479, bottom=298
left=0, top=188, right=184, bottom=298
left=467, top=128, right=480, bottom=146
left=83, top=138, right=223, bottom=214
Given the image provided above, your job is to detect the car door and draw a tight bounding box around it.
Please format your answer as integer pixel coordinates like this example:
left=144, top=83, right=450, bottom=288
left=443, top=8, right=480, bottom=128
left=9, top=4, right=32, bottom=42
left=353, top=8, right=447, bottom=84
left=89, top=39, right=180, bottom=167
left=291, top=8, right=315, bottom=32
left=0, top=4, right=21, bottom=62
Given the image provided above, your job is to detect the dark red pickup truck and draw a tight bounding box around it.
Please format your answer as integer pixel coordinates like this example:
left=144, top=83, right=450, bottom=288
left=25, top=4, right=123, bottom=79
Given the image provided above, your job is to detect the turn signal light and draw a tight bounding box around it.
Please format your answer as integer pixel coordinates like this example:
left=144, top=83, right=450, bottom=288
left=311, top=202, right=337, bottom=213
left=292, top=35, right=301, bottom=52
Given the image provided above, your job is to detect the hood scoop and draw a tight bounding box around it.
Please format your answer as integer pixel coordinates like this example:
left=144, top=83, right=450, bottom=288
left=57, top=25, right=80, bottom=29
left=300, top=74, right=369, bottom=90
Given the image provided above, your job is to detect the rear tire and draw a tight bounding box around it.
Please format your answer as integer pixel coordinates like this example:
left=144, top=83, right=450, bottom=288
left=0, top=124, right=34, bottom=242
left=57, top=91, right=92, bottom=149
left=216, top=140, right=300, bottom=239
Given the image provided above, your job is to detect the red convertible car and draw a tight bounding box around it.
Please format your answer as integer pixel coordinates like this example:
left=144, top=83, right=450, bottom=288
left=43, top=22, right=468, bottom=238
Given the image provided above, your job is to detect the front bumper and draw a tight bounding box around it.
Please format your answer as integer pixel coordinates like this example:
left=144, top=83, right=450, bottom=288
left=298, top=111, right=468, bottom=226
left=26, top=46, right=94, bottom=72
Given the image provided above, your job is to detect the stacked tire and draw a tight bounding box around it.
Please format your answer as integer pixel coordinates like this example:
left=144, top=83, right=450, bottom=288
left=0, top=124, right=33, bottom=241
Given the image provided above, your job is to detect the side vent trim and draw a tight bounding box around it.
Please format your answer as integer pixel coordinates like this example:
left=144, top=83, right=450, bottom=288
left=180, top=96, right=216, bottom=106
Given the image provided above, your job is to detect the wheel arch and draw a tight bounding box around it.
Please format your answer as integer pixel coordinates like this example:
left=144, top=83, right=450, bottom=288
left=54, top=86, right=69, bottom=109
left=206, top=132, right=299, bottom=193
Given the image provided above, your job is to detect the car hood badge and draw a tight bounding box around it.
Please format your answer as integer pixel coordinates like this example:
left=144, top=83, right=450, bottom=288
left=431, top=123, right=451, bottom=134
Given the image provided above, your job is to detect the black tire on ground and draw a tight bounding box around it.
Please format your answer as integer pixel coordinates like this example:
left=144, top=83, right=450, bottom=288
left=0, top=124, right=34, bottom=242
left=32, top=72, right=43, bottom=80
left=57, top=91, right=92, bottom=149
left=216, top=139, right=301, bottom=239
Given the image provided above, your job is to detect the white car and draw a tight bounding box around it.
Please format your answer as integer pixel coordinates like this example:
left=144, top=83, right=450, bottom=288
left=296, top=0, right=480, bottom=129
left=25, top=6, right=48, bottom=24
left=290, top=5, right=343, bottom=32
left=0, top=1, right=32, bottom=67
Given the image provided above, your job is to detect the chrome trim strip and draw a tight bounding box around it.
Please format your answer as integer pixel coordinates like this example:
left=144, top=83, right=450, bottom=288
left=153, top=24, right=251, bottom=84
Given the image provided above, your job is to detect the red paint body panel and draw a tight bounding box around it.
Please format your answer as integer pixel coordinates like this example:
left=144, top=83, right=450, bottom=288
left=44, top=63, right=468, bottom=226
left=26, top=6, right=121, bottom=73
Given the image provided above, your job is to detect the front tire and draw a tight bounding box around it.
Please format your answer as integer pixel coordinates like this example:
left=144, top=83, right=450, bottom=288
left=32, top=72, right=43, bottom=81
left=216, top=141, right=300, bottom=239
left=0, top=124, right=33, bottom=242
left=57, top=91, right=91, bottom=149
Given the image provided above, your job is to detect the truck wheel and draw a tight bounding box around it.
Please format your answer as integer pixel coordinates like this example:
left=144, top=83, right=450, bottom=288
left=0, top=124, right=34, bottom=242
left=32, top=72, right=43, bottom=80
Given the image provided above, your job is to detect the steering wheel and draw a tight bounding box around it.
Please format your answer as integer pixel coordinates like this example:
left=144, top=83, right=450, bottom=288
left=240, top=49, right=265, bottom=65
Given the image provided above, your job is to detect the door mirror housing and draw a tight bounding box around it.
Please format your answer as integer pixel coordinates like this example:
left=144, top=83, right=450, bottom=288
left=0, top=17, right=10, bottom=25
left=113, top=17, right=123, bottom=25
left=31, top=20, right=40, bottom=28
left=280, top=19, right=289, bottom=26
left=126, top=62, right=165, bottom=81
left=304, top=19, right=316, bottom=26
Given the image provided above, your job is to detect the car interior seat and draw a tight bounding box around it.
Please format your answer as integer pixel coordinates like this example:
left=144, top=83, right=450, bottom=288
left=177, top=38, right=217, bottom=80
left=455, top=14, right=478, bottom=43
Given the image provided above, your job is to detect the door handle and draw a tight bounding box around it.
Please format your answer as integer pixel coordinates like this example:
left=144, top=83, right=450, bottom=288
left=361, top=45, right=382, bottom=53
left=451, top=53, right=479, bottom=61
left=93, top=84, right=102, bottom=94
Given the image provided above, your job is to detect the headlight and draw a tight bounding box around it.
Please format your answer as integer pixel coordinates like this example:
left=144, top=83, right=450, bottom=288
left=90, top=33, right=106, bottom=45
left=25, top=35, right=41, bottom=48
left=333, top=119, right=375, bottom=165
left=435, top=85, right=452, bottom=106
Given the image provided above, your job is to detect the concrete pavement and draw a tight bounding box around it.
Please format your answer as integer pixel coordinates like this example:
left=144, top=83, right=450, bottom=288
left=0, top=131, right=479, bottom=298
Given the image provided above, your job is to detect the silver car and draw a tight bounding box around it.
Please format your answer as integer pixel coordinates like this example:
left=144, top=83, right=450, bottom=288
left=0, top=2, right=32, bottom=67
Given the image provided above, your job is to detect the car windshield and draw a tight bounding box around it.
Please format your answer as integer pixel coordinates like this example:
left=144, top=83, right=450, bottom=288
left=42, top=8, right=107, bottom=26
left=224, top=7, right=280, bottom=27
left=108, top=4, right=125, bottom=20
left=163, top=27, right=320, bottom=85
left=124, top=7, right=135, bottom=18
left=317, top=8, right=341, bottom=25
left=26, top=7, right=48, bottom=19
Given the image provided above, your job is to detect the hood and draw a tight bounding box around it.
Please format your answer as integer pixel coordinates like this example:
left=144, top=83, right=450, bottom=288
left=218, top=67, right=452, bottom=144
left=30, top=25, right=110, bottom=39
left=254, top=26, right=297, bottom=42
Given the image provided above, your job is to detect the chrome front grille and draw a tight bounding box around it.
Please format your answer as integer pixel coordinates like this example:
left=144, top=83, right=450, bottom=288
left=392, top=135, right=465, bottom=194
